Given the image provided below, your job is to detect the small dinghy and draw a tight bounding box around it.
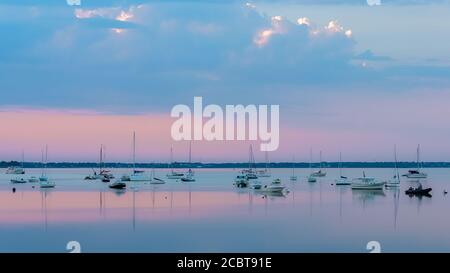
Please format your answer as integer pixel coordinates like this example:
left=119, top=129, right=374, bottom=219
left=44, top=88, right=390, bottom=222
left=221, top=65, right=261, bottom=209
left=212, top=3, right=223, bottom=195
left=11, top=178, right=27, bottom=184
left=109, top=181, right=126, bottom=189
left=101, top=177, right=111, bottom=183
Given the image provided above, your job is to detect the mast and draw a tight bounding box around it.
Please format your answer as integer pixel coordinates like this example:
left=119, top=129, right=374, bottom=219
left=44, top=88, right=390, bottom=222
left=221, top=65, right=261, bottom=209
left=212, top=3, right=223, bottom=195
left=309, top=148, right=313, bottom=173
left=41, top=148, right=45, bottom=177
left=21, top=150, right=24, bottom=169
left=133, top=132, right=136, bottom=172
left=99, top=145, right=103, bottom=173
left=417, top=144, right=421, bottom=170
left=170, top=146, right=174, bottom=172
left=394, top=144, right=400, bottom=182
left=319, top=150, right=323, bottom=171
left=339, top=152, right=342, bottom=177
left=292, top=156, right=295, bottom=176
left=265, top=151, right=269, bottom=172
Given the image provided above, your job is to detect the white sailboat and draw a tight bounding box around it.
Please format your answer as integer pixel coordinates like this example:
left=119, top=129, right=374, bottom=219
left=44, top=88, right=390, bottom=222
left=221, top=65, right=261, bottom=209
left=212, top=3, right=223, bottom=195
left=129, top=132, right=151, bottom=182
left=403, top=144, right=427, bottom=179
left=310, top=150, right=326, bottom=177
left=386, top=145, right=401, bottom=188
left=181, top=141, right=195, bottom=182
left=39, top=146, right=49, bottom=182
left=290, top=156, right=298, bottom=181
left=241, top=144, right=258, bottom=180
left=166, top=146, right=184, bottom=179
left=308, top=149, right=317, bottom=183
left=257, top=151, right=271, bottom=177
left=335, top=152, right=351, bottom=185
left=39, top=146, right=55, bottom=188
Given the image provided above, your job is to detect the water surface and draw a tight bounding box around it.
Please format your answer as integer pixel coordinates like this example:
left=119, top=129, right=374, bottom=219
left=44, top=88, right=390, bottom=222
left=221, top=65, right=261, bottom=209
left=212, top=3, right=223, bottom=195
left=0, top=168, right=448, bottom=252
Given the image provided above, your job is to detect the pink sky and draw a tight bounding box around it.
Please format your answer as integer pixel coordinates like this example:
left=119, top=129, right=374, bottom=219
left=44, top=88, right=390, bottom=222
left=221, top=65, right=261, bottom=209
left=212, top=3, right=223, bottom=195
left=0, top=105, right=448, bottom=162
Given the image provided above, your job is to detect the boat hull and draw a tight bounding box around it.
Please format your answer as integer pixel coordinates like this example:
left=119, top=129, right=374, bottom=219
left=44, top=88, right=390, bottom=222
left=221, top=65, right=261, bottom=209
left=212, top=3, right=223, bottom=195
left=351, top=182, right=385, bottom=190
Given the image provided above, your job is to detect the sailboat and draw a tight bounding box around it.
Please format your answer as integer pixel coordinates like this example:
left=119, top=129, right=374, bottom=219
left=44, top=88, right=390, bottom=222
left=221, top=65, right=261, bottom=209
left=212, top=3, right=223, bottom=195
left=257, top=151, right=271, bottom=177
left=290, top=156, right=298, bottom=181
left=386, top=145, right=401, bottom=188
left=39, top=146, right=49, bottom=182
left=129, top=132, right=152, bottom=182
left=6, top=151, right=26, bottom=175
left=335, top=152, right=351, bottom=185
left=310, top=150, right=327, bottom=177
left=85, top=145, right=114, bottom=180
left=166, top=146, right=184, bottom=179
left=403, top=144, right=427, bottom=179
left=241, top=144, right=258, bottom=180
left=307, top=149, right=317, bottom=183
left=181, top=141, right=195, bottom=182
left=39, top=146, right=55, bottom=188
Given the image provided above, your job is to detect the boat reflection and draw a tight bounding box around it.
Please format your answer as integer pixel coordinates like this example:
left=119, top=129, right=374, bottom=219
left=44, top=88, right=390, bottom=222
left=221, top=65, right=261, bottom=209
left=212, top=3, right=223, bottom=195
left=352, top=189, right=386, bottom=208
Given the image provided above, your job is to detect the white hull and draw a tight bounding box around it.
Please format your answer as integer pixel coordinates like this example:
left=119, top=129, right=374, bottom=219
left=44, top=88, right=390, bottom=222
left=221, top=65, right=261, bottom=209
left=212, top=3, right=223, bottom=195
left=11, top=178, right=27, bottom=184
left=406, top=173, right=427, bottom=179
left=150, top=178, right=166, bottom=184
left=260, top=185, right=285, bottom=193
left=290, top=176, right=298, bottom=181
left=351, top=182, right=385, bottom=190
left=28, top=177, right=39, bottom=183
left=40, top=181, right=55, bottom=188
left=310, top=171, right=326, bottom=177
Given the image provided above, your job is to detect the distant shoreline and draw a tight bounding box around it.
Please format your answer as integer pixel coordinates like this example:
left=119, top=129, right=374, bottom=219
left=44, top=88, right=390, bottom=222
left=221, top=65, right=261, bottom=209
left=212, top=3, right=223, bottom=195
left=1, top=161, right=449, bottom=169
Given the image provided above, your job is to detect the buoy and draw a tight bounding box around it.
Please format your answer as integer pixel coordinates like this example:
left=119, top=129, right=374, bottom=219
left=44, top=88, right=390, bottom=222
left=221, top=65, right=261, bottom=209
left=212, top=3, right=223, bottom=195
left=12, top=188, right=16, bottom=193
left=444, top=190, right=448, bottom=195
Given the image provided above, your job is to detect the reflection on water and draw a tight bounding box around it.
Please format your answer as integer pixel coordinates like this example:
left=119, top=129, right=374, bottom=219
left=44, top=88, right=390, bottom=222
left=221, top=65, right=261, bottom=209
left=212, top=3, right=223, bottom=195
left=0, top=168, right=450, bottom=252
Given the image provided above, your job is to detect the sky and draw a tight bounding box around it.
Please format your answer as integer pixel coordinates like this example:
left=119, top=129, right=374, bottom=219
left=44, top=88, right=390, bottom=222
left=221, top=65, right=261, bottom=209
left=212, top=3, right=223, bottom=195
left=1, top=0, right=450, bottom=163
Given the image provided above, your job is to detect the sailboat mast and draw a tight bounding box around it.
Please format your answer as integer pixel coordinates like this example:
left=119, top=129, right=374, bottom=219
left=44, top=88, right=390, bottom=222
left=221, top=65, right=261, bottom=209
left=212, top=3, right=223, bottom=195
left=41, top=148, right=44, bottom=176
left=133, top=132, right=136, bottom=172
left=339, top=152, right=342, bottom=177
left=309, top=148, right=313, bottom=172
left=394, top=145, right=400, bottom=182
left=319, top=150, right=323, bottom=171
left=21, top=150, right=24, bottom=169
left=292, top=156, right=295, bottom=176
left=417, top=144, right=421, bottom=170
left=100, top=145, right=103, bottom=173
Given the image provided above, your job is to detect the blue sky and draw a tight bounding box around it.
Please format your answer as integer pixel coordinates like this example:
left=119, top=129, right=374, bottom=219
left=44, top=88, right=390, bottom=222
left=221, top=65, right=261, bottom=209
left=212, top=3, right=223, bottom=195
left=1, top=0, right=450, bottom=161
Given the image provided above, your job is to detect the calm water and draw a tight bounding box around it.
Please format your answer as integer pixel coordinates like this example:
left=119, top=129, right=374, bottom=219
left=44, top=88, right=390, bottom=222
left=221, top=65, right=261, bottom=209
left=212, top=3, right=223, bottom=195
left=0, top=168, right=448, bottom=253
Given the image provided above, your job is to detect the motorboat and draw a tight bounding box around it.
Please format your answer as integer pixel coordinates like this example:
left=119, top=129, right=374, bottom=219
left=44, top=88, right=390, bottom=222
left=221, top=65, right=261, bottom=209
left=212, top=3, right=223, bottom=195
left=260, top=184, right=285, bottom=193
left=403, top=169, right=427, bottom=179
left=6, top=166, right=25, bottom=175
left=28, top=176, right=39, bottom=183
left=181, top=172, right=195, bottom=182
left=351, top=176, right=385, bottom=190
left=272, top=178, right=282, bottom=184
left=11, top=178, right=27, bottom=184
left=40, top=180, right=55, bottom=188
left=234, top=175, right=249, bottom=188
left=310, top=169, right=326, bottom=177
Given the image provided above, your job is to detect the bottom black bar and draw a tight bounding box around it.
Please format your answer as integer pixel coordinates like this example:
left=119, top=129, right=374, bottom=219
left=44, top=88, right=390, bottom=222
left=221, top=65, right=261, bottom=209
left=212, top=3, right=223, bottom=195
left=0, top=253, right=446, bottom=272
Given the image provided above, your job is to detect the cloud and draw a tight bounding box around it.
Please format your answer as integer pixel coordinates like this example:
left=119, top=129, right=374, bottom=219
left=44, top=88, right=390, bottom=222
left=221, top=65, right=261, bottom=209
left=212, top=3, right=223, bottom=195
left=0, top=1, right=448, bottom=114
